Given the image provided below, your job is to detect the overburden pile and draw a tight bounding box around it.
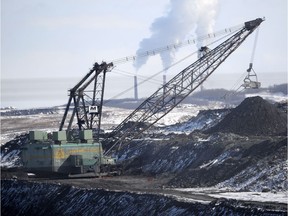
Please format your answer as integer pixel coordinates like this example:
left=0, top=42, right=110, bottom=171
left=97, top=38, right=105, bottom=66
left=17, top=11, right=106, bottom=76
left=2, top=180, right=287, bottom=216
left=207, top=96, right=287, bottom=136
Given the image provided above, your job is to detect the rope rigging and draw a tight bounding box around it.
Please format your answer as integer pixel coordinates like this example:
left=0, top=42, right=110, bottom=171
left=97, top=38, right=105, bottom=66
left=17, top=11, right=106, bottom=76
left=58, top=18, right=264, bottom=146
left=105, top=28, right=241, bottom=103
left=109, top=24, right=243, bottom=65
left=104, top=18, right=264, bottom=155
left=104, top=49, right=198, bottom=104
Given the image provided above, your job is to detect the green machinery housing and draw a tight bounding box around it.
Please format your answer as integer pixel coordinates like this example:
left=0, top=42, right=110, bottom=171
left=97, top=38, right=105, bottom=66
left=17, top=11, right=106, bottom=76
left=21, top=130, right=120, bottom=177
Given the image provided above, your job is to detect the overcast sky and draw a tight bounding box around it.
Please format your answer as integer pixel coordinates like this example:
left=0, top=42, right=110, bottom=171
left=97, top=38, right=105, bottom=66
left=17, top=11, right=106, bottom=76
left=1, top=0, right=287, bottom=108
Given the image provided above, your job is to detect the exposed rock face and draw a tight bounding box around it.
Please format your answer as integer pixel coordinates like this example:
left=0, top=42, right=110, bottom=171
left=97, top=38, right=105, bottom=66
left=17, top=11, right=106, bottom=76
left=207, top=96, right=287, bottom=136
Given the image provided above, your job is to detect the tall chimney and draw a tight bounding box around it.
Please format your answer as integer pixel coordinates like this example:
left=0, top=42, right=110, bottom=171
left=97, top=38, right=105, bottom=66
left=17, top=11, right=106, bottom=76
left=163, top=74, right=167, bottom=86
left=163, top=74, right=166, bottom=95
left=134, top=75, right=138, bottom=100
left=163, top=74, right=167, bottom=95
left=198, top=47, right=206, bottom=91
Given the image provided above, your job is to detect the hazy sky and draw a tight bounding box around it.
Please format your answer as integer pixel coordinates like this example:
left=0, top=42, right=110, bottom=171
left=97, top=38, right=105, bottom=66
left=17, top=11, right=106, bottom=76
left=1, top=0, right=287, bottom=108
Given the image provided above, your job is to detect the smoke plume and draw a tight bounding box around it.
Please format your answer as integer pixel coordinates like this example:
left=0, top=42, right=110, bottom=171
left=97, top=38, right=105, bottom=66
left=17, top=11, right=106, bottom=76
left=133, top=0, right=219, bottom=71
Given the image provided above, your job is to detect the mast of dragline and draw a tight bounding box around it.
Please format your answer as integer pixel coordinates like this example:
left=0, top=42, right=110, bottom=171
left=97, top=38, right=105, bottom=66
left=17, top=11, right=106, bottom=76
left=59, top=62, right=113, bottom=141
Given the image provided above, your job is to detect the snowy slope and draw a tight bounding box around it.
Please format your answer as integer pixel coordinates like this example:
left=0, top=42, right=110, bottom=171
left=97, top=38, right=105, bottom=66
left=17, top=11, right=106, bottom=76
left=1, top=102, right=223, bottom=166
left=1, top=98, right=287, bottom=195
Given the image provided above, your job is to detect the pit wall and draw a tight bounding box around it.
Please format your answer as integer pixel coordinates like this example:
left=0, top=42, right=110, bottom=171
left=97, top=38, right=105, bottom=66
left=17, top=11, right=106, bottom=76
left=1, top=180, right=286, bottom=216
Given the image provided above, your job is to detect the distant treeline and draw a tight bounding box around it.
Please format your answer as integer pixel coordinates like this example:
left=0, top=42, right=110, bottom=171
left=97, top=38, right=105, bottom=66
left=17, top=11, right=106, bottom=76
left=190, top=83, right=287, bottom=102
left=267, top=83, right=287, bottom=95
left=104, top=83, right=287, bottom=109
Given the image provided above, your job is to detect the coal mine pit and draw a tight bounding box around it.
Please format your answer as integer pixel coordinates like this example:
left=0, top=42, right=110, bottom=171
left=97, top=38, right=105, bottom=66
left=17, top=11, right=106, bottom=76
left=1, top=96, right=287, bottom=215
left=2, top=180, right=287, bottom=216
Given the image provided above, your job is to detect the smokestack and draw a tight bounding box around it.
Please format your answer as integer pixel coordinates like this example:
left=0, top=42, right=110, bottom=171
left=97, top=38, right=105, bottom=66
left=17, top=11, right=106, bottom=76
left=163, top=73, right=167, bottom=95
left=163, top=74, right=167, bottom=86
left=134, top=75, right=138, bottom=100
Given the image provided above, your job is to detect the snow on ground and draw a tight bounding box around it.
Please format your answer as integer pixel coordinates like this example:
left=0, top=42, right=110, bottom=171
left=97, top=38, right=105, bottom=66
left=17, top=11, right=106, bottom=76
left=1, top=102, right=225, bottom=145
left=172, top=188, right=287, bottom=204
left=160, top=193, right=211, bottom=204
left=245, top=91, right=288, bottom=102
left=0, top=114, right=61, bottom=145
left=199, top=148, right=241, bottom=169
left=209, top=192, right=287, bottom=204
left=155, top=103, right=225, bottom=127
left=103, top=102, right=226, bottom=130
left=173, top=187, right=230, bottom=193
left=101, top=106, right=132, bottom=128
left=216, top=160, right=288, bottom=192
left=0, top=150, right=20, bottom=168
left=1, top=133, right=23, bottom=146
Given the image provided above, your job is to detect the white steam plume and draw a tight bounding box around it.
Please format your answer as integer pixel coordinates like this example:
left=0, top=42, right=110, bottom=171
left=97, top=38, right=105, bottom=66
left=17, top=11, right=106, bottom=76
left=133, top=0, right=219, bottom=71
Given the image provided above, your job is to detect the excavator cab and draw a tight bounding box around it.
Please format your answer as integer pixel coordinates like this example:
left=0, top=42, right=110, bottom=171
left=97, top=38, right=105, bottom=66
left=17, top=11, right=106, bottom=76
left=241, top=63, right=261, bottom=89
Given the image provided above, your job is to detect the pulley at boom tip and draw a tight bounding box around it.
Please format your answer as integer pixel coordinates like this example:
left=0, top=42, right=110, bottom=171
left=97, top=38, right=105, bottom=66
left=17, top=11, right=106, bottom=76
left=244, top=17, right=265, bottom=31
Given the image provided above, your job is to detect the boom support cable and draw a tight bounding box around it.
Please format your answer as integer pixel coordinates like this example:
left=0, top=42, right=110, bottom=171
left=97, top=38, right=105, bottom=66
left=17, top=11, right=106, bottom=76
left=105, top=29, right=240, bottom=104
left=110, top=24, right=243, bottom=65
left=104, top=18, right=264, bottom=155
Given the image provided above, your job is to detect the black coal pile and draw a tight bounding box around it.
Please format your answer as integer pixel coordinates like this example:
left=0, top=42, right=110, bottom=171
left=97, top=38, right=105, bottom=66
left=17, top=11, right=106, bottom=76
left=0, top=134, right=29, bottom=168
left=2, top=180, right=287, bottom=216
left=166, top=136, right=287, bottom=190
left=207, top=96, right=287, bottom=136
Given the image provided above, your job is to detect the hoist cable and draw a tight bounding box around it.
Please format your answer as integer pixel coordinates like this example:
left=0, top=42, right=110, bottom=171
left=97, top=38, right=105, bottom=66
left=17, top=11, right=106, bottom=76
left=223, top=26, right=261, bottom=100
left=250, top=27, right=260, bottom=64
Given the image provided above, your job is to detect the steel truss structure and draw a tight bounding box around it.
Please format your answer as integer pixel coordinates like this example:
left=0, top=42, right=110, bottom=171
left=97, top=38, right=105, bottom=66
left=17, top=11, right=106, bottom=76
left=105, top=18, right=263, bottom=154
left=59, top=62, right=113, bottom=140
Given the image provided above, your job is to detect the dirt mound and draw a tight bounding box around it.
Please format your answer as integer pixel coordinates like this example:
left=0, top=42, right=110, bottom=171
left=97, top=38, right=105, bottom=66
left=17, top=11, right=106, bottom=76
left=167, top=136, right=287, bottom=190
left=207, top=96, right=287, bottom=136
left=3, top=180, right=286, bottom=216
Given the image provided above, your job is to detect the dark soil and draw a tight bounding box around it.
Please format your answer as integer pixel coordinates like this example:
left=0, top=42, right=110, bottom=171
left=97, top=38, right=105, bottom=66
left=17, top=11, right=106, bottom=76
left=167, top=136, right=287, bottom=188
left=1, top=180, right=287, bottom=216
left=206, top=96, right=287, bottom=136
left=1, top=96, right=287, bottom=215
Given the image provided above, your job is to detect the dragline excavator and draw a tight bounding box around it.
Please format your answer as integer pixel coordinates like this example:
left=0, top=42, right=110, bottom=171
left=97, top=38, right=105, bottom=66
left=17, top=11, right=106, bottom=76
left=104, top=18, right=264, bottom=155
left=21, top=18, right=264, bottom=177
